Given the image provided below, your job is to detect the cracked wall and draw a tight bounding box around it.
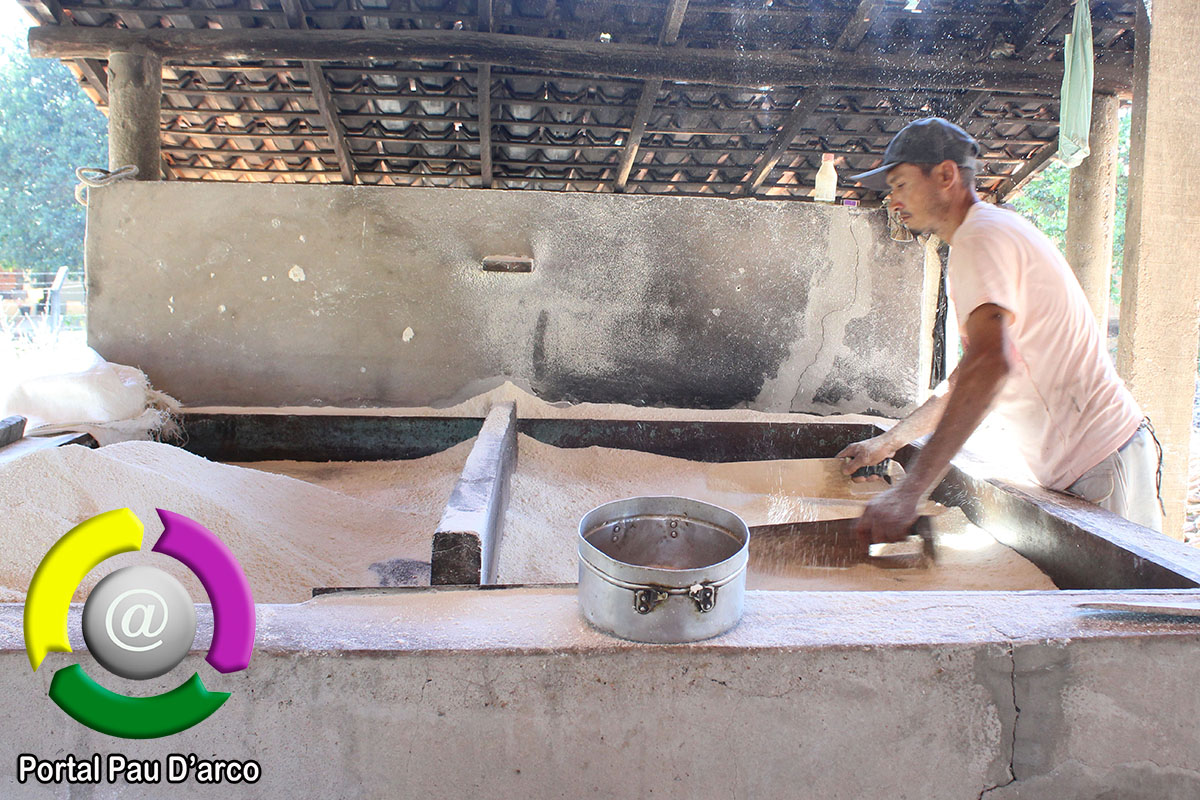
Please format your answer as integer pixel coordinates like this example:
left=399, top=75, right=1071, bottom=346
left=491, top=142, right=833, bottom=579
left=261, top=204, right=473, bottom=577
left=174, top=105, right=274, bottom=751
left=85, top=184, right=927, bottom=411
left=4, top=593, right=1200, bottom=798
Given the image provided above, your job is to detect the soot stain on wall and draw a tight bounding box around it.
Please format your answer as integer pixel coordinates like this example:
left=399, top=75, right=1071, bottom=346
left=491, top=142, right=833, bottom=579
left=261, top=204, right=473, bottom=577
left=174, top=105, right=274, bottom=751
left=811, top=356, right=911, bottom=413
left=530, top=264, right=809, bottom=408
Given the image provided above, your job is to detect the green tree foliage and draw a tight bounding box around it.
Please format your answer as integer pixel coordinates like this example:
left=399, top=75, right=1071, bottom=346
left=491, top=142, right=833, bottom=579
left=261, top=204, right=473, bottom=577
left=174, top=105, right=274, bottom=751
left=1010, top=110, right=1132, bottom=308
left=0, top=29, right=107, bottom=276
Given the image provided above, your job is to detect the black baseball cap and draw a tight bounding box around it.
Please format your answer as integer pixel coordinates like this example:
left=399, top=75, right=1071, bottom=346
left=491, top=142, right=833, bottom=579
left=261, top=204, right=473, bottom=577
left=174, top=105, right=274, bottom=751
left=849, top=117, right=980, bottom=191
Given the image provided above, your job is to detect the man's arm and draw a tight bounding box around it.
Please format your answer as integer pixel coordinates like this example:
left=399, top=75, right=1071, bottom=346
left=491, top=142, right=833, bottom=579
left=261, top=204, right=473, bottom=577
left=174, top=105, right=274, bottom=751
left=855, top=303, right=1015, bottom=543
left=836, top=381, right=954, bottom=477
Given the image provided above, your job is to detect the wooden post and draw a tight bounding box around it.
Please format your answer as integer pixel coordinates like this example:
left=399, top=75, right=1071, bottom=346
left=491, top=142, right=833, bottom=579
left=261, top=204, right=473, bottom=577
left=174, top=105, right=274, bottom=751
left=107, top=50, right=162, bottom=180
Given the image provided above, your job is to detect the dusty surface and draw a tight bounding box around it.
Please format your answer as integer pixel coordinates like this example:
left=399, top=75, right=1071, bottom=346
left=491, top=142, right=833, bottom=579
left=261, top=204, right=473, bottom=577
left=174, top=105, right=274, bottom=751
left=186, top=379, right=895, bottom=425
left=498, top=435, right=1055, bottom=590
left=0, top=440, right=471, bottom=603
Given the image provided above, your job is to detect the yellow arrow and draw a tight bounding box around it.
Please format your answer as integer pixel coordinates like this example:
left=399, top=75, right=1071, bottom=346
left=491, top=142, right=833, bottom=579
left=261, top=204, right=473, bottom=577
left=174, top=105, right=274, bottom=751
left=24, top=508, right=143, bottom=671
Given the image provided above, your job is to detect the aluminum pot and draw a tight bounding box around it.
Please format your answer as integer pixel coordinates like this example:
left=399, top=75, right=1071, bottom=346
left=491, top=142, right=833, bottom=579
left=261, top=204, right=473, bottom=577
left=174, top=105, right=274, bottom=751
left=577, top=496, right=749, bottom=643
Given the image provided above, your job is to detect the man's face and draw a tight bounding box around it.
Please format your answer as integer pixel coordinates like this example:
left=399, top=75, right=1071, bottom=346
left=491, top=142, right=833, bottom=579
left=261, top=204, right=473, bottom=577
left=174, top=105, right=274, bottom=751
left=885, top=162, right=951, bottom=236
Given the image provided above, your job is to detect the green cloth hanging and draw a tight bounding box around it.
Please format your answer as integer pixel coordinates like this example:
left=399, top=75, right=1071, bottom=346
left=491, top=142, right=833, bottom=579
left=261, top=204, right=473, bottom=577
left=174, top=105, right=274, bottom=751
left=1058, top=0, right=1094, bottom=168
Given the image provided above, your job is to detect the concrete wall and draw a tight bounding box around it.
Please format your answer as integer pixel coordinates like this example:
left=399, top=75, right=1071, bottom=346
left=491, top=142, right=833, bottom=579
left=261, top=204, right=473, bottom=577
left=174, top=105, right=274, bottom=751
left=85, top=184, right=928, bottom=413
left=4, top=589, right=1200, bottom=799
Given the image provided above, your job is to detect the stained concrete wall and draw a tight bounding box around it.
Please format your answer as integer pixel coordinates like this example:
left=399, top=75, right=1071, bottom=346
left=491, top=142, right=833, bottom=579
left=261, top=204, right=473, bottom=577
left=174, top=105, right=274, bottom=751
left=4, top=589, right=1200, bottom=799
left=85, top=184, right=928, bottom=413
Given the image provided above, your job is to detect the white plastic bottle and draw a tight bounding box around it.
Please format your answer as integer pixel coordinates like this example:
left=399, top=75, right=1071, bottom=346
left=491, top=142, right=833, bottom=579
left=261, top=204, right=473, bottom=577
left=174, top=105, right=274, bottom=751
left=814, top=152, right=837, bottom=203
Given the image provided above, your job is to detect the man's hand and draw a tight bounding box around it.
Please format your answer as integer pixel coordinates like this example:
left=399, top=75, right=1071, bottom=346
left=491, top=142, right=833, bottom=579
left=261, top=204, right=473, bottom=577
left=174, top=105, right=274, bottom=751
left=855, top=487, right=921, bottom=545
left=836, top=435, right=897, bottom=481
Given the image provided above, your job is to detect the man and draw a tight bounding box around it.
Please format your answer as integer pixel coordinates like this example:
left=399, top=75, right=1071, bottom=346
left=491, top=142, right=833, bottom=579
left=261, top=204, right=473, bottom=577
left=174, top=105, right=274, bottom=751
left=838, top=117, right=1163, bottom=544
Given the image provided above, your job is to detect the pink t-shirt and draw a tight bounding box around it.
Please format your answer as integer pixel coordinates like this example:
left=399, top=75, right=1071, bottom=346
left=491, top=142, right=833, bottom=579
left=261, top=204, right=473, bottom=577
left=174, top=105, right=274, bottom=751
left=947, top=202, right=1141, bottom=490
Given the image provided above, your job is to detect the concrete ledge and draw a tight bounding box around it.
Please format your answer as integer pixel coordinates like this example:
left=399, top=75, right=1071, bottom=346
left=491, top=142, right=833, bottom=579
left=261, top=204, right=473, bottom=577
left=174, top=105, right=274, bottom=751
left=3, top=590, right=1200, bottom=798
left=431, top=402, right=517, bottom=586
left=919, top=444, right=1200, bottom=590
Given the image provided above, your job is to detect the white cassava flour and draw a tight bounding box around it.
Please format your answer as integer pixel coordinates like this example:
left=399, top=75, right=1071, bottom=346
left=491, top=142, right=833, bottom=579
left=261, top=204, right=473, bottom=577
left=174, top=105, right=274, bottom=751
left=0, top=439, right=471, bottom=603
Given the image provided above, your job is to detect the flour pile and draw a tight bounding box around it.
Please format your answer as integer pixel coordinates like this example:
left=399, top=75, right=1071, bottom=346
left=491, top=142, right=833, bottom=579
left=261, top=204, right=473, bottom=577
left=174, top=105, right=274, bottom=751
left=498, top=435, right=1056, bottom=591
left=0, top=439, right=472, bottom=604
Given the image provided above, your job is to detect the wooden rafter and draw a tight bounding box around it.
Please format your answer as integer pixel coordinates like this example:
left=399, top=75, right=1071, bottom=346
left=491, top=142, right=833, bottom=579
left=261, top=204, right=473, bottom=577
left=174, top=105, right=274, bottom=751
left=998, top=140, right=1060, bottom=200
left=834, top=0, right=885, bottom=52
left=34, top=0, right=109, bottom=105
left=280, top=0, right=355, bottom=184
left=613, top=0, right=688, bottom=192
left=613, top=78, right=663, bottom=191
left=1015, top=0, right=1074, bottom=58
left=477, top=0, right=493, bottom=187
left=738, top=90, right=825, bottom=195
left=478, top=64, right=493, bottom=187
left=951, top=91, right=990, bottom=128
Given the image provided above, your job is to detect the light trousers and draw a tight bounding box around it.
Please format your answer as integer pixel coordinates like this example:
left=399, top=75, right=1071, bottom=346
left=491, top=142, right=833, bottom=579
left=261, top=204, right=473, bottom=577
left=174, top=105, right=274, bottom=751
left=1064, top=423, right=1163, bottom=532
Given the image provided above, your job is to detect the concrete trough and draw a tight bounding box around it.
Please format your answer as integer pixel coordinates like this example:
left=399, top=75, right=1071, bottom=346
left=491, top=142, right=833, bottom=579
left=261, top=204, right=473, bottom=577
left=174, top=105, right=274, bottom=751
left=6, top=412, right=1200, bottom=798
left=175, top=411, right=1200, bottom=592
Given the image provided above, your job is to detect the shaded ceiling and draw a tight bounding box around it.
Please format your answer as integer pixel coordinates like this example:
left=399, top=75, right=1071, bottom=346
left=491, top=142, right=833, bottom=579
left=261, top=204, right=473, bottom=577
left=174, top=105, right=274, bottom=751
left=15, top=0, right=1138, bottom=201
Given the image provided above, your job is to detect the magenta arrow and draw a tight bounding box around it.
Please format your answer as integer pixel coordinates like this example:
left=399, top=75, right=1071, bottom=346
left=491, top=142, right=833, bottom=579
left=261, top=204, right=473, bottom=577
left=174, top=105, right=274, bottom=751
left=152, top=508, right=255, bottom=673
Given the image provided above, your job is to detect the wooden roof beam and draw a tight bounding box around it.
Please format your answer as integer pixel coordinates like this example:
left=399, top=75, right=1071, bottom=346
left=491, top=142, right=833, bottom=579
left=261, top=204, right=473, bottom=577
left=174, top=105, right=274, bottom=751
left=477, top=0, right=493, bottom=187
left=614, top=0, right=688, bottom=192
left=998, top=139, right=1059, bottom=201
left=478, top=64, right=493, bottom=187
left=1015, top=0, right=1074, bottom=58
left=950, top=90, right=990, bottom=127
left=27, top=27, right=1135, bottom=95
left=280, top=0, right=355, bottom=184
left=835, top=0, right=886, bottom=52
left=34, top=0, right=109, bottom=105
left=737, top=90, right=825, bottom=195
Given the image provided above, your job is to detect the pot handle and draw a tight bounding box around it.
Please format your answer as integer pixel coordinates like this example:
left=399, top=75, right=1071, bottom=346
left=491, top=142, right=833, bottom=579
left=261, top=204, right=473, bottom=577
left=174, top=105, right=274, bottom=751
left=580, top=558, right=743, bottom=615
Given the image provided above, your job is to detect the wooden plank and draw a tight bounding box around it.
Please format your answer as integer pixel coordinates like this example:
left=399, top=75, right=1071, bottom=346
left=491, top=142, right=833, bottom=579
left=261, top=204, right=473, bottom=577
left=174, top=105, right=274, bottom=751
left=162, top=144, right=335, bottom=157
left=658, top=0, right=689, bottom=46
left=281, top=0, right=355, bottom=184
left=27, top=26, right=1135, bottom=95
left=998, top=139, right=1060, bottom=201
left=613, top=77, right=662, bottom=192
left=477, top=63, right=492, bottom=187
left=431, top=403, right=518, bottom=587
left=741, top=90, right=824, bottom=194
left=613, top=0, right=687, bottom=191
left=303, top=62, right=355, bottom=183
left=951, top=90, right=990, bottom=128
left=1015, top=0, right=1073, bottom=58
left=36, top=0, right=110, bottom=105
left=835, top=0, right=885, bottom=52
left=916, top=445, right=1200, bottom=590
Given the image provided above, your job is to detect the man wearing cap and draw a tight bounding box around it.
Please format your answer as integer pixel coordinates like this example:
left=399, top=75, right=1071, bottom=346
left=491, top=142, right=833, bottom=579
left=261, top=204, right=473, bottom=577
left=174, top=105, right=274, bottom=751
left=837, top=117, right=1162, bottom=544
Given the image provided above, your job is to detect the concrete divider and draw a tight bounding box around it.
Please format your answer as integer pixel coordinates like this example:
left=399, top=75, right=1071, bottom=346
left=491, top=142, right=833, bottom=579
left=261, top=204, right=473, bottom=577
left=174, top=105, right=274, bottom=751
left=431, top=402, right=517, bottom=585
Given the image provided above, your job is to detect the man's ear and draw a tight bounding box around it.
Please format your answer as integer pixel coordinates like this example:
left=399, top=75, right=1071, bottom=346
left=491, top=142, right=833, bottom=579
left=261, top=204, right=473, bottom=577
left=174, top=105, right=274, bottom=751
left=937, top=160, right=958, bottom=190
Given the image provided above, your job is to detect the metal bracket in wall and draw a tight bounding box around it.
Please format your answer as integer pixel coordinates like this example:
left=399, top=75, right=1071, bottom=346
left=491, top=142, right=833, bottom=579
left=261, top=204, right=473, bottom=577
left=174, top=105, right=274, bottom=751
left=481, top=255, right=533, bottom=273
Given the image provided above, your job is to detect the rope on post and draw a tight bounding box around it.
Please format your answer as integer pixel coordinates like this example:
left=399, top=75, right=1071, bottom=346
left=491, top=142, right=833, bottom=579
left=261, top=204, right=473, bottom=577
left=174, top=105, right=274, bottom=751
left=74, top=165, right=140, bottom=206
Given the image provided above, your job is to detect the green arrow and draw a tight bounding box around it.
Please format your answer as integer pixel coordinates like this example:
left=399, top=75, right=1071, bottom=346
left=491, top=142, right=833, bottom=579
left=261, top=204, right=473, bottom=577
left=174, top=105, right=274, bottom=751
left=49, top=664, right=230, bottom=739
